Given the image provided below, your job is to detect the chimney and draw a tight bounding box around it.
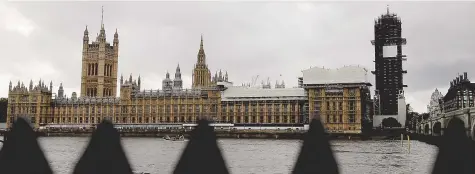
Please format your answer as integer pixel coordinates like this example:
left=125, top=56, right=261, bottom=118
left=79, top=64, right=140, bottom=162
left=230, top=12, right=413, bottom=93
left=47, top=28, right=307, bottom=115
left=464, top=72, right=468, bottom=80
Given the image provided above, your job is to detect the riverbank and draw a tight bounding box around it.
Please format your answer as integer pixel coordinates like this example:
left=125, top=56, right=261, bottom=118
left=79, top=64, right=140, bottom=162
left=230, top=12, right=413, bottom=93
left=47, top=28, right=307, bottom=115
left=0, top=128, right=409, bottom=140
left=40, top=131, right=308, bottom=139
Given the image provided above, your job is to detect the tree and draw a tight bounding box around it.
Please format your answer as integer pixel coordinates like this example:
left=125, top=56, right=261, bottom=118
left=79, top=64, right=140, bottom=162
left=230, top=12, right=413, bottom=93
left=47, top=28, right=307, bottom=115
left=382, top=117, right=401, bottom=128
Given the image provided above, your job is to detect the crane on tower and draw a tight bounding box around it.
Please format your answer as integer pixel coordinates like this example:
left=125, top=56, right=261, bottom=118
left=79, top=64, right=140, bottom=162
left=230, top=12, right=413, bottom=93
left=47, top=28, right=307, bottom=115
left=251, top=75, right=260, bottom=87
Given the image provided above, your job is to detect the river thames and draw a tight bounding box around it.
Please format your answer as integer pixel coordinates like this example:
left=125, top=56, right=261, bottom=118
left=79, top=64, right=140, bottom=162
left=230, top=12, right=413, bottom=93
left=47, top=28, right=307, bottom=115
left=1, top=137, right=438, bottom=174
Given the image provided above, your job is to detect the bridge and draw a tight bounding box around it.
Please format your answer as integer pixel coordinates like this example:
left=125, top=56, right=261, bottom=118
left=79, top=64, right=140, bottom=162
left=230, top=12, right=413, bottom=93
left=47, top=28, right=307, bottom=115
left=417, top=107, right=475, bottom=139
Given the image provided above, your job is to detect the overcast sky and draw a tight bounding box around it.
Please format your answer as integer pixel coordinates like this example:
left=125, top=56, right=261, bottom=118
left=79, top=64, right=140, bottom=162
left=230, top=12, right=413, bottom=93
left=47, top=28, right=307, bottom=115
left=1, top=1, right=474, bottom=113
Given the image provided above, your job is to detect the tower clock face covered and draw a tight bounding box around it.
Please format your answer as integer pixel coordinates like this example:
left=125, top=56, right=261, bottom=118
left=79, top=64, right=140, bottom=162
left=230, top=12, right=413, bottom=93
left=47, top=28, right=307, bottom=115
left=382, top=45, right=398, bottom=58
left=372, top=9, right=407, bottom=116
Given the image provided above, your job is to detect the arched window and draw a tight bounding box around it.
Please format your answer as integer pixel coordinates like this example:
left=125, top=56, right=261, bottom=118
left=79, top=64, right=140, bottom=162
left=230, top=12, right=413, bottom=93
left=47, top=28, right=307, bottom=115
left=95, top=63, right=98, bottom=75
left=88, top=64, right=91, bottom=76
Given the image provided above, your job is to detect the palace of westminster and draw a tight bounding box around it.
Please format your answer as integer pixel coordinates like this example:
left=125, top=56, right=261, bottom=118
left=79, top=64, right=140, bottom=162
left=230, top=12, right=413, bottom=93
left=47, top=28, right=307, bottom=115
left=6, top=14, right=376, bottom=134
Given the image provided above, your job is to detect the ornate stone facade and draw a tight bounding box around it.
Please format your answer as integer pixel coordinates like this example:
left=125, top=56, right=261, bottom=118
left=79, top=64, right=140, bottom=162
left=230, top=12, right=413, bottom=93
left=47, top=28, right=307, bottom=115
left=302, top=66, right=373, bottom=134
left=427, top=88, right=443, bottom=119
left=6, top=15, right=368, bottom=135
left=80, top=20, right=118, bottom=98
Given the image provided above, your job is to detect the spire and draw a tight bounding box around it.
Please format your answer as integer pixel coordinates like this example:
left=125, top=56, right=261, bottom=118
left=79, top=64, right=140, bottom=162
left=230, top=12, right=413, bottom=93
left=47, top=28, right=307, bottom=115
left=58, top=83, right=64, bottom=98
left=225, top=71, right=228, bottom=82
left=120, top=74, right=123, bottom=85
left=386, top=4, right=389, bottom=15
left=98, top=6, right=106, bottom=43
left=84, top=25, right=89, bottom=35
left=101, top=6, right=104, bottom=29
left=129, top=74, right=132, bottom=83
left=114, top=28, right=118, bottom=38
left=29, top=80, right=33, bottom=91
left=200, top=34, right=204, bottom=48
left=219, top=70, right=222, bottom=81
left=197, top=34, right=206, bottom=64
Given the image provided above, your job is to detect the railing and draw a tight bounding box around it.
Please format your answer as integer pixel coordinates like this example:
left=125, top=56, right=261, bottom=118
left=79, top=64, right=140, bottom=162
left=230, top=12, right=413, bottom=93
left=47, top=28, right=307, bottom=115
left=0, top=117, right=473, bottom=174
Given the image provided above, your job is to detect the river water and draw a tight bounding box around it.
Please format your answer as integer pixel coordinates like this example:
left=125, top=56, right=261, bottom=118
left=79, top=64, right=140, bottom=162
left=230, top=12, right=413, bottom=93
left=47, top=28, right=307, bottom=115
left=1, top=137, right=438, bottom=174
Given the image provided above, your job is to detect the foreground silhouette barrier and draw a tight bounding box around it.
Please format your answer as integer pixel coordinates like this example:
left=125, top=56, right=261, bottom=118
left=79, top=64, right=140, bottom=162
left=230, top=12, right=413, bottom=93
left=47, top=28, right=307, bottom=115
left=0, top=117, right=473, bottom=174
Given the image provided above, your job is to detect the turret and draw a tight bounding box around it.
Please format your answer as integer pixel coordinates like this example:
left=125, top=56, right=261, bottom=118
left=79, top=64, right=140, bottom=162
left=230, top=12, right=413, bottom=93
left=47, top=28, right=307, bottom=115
left=58, top=83, right=64, bottom=98
left=173, top=64, right=183, bottom=89
left=71, top=92, right=77, bottom=100
left=9, top=81, right=12, bottom=92
left=162, top=71, right=173, bottom=91
left=138, top=75, right=141, bottom=90
left=113, top=28, right=119, bottom=56
left=114, top=28, right=119, bottom=44
left=49, top=81, right=53, bottom=92
left=219, top=70, right=223, bottom=81
left=225, top=71, right=228, bottom=82
left=83, top=26, right=89, bottom=52
left=29, top=80, right=33, bottom=91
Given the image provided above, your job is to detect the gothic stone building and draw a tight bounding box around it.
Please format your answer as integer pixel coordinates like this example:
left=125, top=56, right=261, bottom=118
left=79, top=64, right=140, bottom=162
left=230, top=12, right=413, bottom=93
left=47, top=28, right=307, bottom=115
left=441, top=72, right=475, bottom=113
left=6, top=22, right=229, bottom=128
left=6, top=19, right=370, bottom=135
left=301, top=66, right=373, bottom=134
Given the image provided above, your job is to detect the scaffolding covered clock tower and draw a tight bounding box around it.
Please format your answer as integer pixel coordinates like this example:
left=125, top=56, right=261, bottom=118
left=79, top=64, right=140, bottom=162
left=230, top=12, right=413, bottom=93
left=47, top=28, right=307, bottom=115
left=371, top=7, right=408, bottom=116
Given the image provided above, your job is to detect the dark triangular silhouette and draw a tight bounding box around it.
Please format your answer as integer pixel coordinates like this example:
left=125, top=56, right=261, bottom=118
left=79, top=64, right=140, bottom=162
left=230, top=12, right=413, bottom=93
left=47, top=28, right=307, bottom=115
left=173, top=119, right=229, bottom=174
left=73, top=120, right=133, bottom=174
left=432, top=117, right=473, bottom=174
left=292, top=119, right=339, bottom=174
left=0, top=117, right=53, bottom=174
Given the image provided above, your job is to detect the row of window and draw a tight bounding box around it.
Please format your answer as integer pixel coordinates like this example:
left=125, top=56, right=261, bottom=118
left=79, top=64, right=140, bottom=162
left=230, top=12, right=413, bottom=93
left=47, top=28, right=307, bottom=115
left=324, top=101, right=356, bottom=110
left=325, top=114, right=356, bottom=123
left=10, top=96, right=49, bottom=103
left=15, top=115, right=303, bottom=124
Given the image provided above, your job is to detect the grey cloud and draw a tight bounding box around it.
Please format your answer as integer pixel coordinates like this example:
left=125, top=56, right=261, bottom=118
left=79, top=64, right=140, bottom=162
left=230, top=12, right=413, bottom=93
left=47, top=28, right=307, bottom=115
left=2, top=2, right=475, bottom=113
